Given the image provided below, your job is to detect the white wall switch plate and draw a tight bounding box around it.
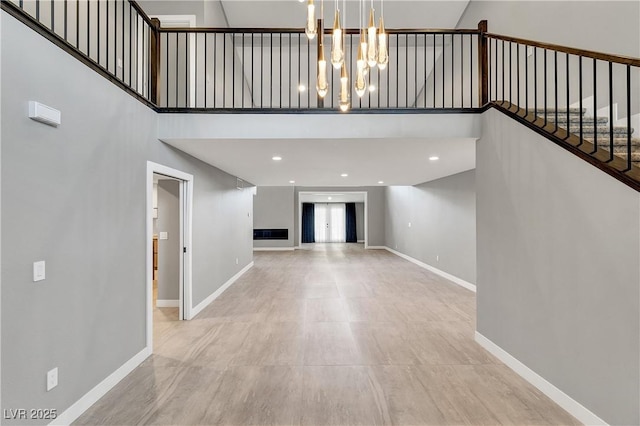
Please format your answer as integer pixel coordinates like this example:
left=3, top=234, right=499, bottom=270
left=408, top=222, right=412, bottom=228
left=159, top=232, right=168, bottom=240
left=47, top=368, right=58, bottom=391
left=33, top=261, right=46, bottom=282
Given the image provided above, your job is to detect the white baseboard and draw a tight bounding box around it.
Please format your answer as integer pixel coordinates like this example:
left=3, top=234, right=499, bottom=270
left=156, top=299, right=179, bottom=308
left=357, top=240, right=365, bottom=243
left=384, top=246, right=476, bottom=293
left=191, top=261, right=254, bottom=318
left=474, top=332, right=607, bottom=426
left=365, top=246, right=386, bottom=250
left=50, top=347, right=151, bottom=426
left=253, top=247, right=295, bottom=251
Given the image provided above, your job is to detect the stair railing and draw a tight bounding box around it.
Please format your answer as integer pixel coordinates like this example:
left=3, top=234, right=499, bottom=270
left=485, top=32, right=640, bottom=179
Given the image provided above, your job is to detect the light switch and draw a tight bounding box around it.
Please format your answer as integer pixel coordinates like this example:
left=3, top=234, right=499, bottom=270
left=47, top=367, right=58, bottom=391
left=408, top=222, right=412, bottom=228
left=159, top=232, right=168, bottom=240
left=33, top=261, right=46, bottom=282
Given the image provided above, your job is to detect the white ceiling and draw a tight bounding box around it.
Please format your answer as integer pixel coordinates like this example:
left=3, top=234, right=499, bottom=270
left=162, top=137, right=476, bottom=186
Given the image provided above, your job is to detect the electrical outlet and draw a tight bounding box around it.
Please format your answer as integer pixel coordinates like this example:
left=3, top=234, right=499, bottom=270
left=436, top=255, right=439, bottom=262
left=395, top=244, right=398, bottom=249
left=117, top=58, right=123, bottom=68
left=235, top=258, right=239, bottom=265
left=408, top=222, right=412, bottom=228
left=47, top=368, right=58, bottom=391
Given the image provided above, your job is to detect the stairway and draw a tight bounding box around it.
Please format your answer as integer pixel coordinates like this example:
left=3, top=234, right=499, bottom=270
left=531, top=108, right=640, bottom=166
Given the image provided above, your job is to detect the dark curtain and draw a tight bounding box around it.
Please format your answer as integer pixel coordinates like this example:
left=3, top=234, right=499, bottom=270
left=345, top=202, right=357, bottom=243
left=302, top=203, right=315, bottom=243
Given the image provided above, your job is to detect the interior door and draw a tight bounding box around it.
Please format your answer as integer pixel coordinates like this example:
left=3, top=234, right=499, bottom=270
left=314, top=203, right=346, bottom=243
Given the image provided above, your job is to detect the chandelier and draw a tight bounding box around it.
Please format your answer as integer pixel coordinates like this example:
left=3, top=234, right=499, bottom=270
left=305, top=0, right=389, bottom=111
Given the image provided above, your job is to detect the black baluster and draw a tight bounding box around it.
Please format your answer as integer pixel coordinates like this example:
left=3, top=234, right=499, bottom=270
left=205, top=34, right=208, bottom=107
left=554, top=51, right=558, bottom=133
left=578, top=56, right=583, bottom=147
left=534, top=46, right=537, bottom=117
left=433, top=33, right=436, bottom=107
left=609, top=62, right=614, bottom=161
left=626, top=65, right=632, bottom=171
left=233, top=32, right=236, bottom=108
left=224, top=33, right=227, bottom=107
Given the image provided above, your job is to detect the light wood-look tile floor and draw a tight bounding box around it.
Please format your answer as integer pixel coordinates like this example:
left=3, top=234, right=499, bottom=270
left=76, top=244, right=579, bottom=425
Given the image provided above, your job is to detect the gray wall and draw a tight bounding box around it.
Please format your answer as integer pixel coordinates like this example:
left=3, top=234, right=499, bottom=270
left=293, top=187, right=386, bottom=247
left=156, top=179, right=180, bottom=301
left=464, top=1, right=639, bottom=57
left=1, top=11, right=253, bottom=424
left=384, top=170, right=476, bottom=284
left=355, top=202, right=365, bottom=241
left=477, top=109, right=640, bottom=425
left=253, top=186, right=295, bottom=248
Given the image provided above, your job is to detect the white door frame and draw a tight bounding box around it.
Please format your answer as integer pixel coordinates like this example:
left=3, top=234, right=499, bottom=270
left=146, top=161, right=194, bottom=351
left=298, top=191, right=368, bottom=248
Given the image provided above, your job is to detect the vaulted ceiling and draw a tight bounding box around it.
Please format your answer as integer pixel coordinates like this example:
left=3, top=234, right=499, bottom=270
left=220, top=1, right=470, bottom=30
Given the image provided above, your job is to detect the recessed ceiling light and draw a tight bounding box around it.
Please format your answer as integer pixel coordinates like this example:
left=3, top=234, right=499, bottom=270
left=369, top=85, right=376, bottom=92
left=298, top=84, right=306, bottom=92
left=429, top=156, right=439, bottom=161
left=272, top=156, right=282, bottom=161
left=289, top=180, right=295, bottom=184
left=378, top=181, right=384, bottom=184
left=328, top=196, right=332, bottom=200
left=341, top=173, right=348, bottom=177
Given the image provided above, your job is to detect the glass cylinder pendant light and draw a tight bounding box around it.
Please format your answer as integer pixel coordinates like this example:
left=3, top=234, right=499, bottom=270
left=316, top=0, right=328, bottom=98
left=357, top=0, right=368, bottom=76
left=317, top=43, right=329, bottom=98
left=377, top=15, right=389, bottom=69
left=361, top=30, right=369, bottom=76
left=367, top=7, right=378, bottom=67
left=305, top=0, right=317, bottom=39
left=331, top=9, right=344, bottom=69
left=339, top=63, right=350, bottom=111
left=355, top=35, right=367, bottom=97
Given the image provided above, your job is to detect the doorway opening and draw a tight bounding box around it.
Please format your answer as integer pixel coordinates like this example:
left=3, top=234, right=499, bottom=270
left=298, top=191, right=368, bottom=247
left=146, top=162, right=193, bottom=351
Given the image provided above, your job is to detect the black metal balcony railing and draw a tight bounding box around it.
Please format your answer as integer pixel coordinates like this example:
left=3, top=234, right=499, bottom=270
left=157, top=27, right=482, bottom=111
left=2, top=0, right=640, bottom=189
